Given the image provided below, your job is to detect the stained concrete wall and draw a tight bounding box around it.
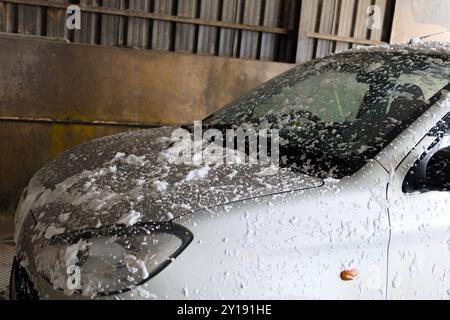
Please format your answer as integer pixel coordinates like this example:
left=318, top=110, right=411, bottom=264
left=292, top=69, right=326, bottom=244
left=0, top=35, right=294, bottom=216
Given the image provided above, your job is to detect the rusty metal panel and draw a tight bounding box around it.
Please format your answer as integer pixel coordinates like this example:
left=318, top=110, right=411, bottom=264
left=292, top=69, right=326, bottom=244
left=277, top=0, right=300, bottom=63
left=239, top=0, right=262, bottom=59
left=296, top=0, right=320, bottom=64
left=127, top=0, right=151, bottom=49
left=175, top=0, right=198, bottom=53
left=353, top=0, right=372, bottom=40
left=101, top=0, right=126, bottom=46
left=4, top=3, right=17, bottom=33
left=218, top=0, right=243, bottom=58
left=17, top=3, right=43, bottom=35
left=152, top=0, right=174, bottom=50
left=197, top=0, right=220, bottom=55
left=370, top=0, right=387, bottom=41
left=0, top=0, right=303, bottom=62
left=0, top=35, right=293, bottom=124
left=316, top=0, right=338, bottom=58
left=74, top=0, right=101, bottom=44
left=46, top=0, right=67, bottom=38
left=370, top=0, right=394, bottom=42
left=260, top=0, right=280, bottom=61
left=0, top=2, right=5, bottom=31
left=335, top=0, right=356, bottom=52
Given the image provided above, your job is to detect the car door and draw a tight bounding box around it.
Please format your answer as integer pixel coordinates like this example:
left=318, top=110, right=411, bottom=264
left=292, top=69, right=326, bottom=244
left=387, top=114, right=450, bottom=299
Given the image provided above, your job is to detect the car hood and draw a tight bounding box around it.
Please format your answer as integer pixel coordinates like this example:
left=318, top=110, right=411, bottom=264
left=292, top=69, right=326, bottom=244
left=16, top=127, right=323, bottom=236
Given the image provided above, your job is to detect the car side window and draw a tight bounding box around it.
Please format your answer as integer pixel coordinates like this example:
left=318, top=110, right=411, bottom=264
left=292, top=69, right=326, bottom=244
left=403, top=113, right=450, bottom=193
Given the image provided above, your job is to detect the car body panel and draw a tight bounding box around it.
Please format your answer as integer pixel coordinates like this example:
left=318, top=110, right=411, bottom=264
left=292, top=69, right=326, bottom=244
left=128, top=160, right=390, bottom=300
left=373, top=92, right=450, bottom=299
left=11, top=45, right=450, bottom=300
left=21, top=159, right=390, bottom=300
left=387, top=131, right=450, bottom=299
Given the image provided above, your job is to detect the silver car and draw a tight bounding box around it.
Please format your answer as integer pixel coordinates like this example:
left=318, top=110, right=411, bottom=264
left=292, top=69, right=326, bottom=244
left=10, top=43, right=450, bottom=300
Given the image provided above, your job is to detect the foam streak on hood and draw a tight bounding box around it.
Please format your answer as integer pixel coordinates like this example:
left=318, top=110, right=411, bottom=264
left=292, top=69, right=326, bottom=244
left=15, top=127, right=323, bottom=237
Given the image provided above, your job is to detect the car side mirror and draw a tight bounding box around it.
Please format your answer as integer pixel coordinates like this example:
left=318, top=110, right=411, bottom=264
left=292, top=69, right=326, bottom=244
left=425, top=147, right=450, bottom=191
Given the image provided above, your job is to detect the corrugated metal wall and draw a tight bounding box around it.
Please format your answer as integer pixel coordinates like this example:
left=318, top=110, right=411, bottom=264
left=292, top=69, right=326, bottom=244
left=296, top=0, right=395, bottom=63
left=0, top=0, right=396, bottom=64
left=0, top=0, right=302, bottom=62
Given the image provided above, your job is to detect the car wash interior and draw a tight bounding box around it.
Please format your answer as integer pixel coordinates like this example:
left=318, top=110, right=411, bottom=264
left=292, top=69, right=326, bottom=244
left=1, top=0, right=450, bottom=301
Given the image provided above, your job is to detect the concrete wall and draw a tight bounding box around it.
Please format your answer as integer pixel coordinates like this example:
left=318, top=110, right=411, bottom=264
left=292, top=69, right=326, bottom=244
left=390, top=0, right=450, bottom=43
left=0, top=35, right=293, bottom=216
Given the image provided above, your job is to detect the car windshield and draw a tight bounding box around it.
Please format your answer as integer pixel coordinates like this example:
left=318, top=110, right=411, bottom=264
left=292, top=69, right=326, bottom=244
left=204, top=51, right=450, bottom=179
